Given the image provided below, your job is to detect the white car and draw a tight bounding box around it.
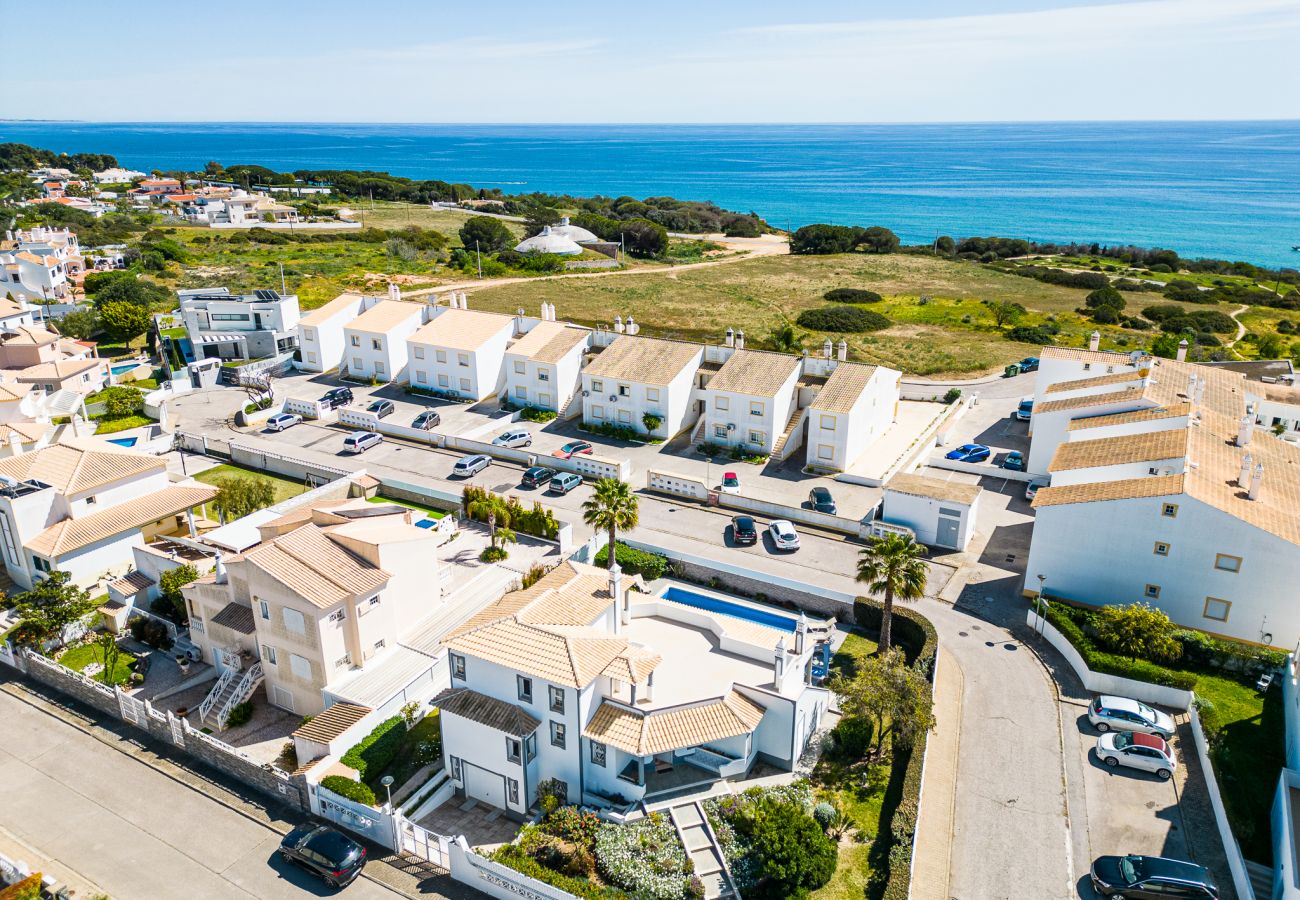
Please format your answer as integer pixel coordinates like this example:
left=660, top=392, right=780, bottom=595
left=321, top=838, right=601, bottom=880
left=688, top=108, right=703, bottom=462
left=1025, top=478, right=1049, bottom=501
left=719, top=472, right=741, bottom=494
left=492, top=428, right=532, bottom=449
left=1088, top=695, right=1175, bottom=740
left=342, top=431, right=382, bottom=454
left=452, top=453, right=491, bottom=477
left=1016, top=396, right=1034, bottom=422
left=266, top=412, right=302, bottom=432
left=768, top=519, right=800, bottom=551
left=1096, top=731, right=1177, bottom=780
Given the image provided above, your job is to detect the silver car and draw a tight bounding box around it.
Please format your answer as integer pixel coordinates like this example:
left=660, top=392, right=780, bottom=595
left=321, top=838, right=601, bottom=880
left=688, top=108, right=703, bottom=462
left=1088, top=695, right=1175, bottom=740
left=266, top=412, right=302, bottom=432
left=342, top=431, right=382, bottom=454
left=452, top=454, right=491, bottom=477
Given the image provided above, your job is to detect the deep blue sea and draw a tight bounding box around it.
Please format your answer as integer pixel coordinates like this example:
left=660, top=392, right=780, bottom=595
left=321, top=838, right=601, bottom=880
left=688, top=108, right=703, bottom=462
left=4, top=121, right=1299, bottom=268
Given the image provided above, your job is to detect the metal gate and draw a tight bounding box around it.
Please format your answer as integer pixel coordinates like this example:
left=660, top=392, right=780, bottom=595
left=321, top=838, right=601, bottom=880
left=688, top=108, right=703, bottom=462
left=398, top=816, right=448, bottom=868
left=117, top=691, right=146, bottom=726
left=168, top=712, right=186, bottom=747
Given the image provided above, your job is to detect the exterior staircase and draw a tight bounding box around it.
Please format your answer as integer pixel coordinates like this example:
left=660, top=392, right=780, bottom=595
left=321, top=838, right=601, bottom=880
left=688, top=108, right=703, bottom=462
left=691, top=417, right=709, bottom=445
left=197, top=661, right=263, bottom=730
left=557, top=391, right=584, bottom=422
left=771, top=407, right=807, bottom=461
left=668, top=800, right=736, bottom=899
left=1246, top=860, right=1272, bottom=899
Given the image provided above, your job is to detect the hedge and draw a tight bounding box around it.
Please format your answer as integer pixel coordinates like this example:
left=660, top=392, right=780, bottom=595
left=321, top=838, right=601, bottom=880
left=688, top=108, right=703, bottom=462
left=1036, top=601, right=1198, bottom=690
left=795, top=306, right=891, bottom=333
left=594, top=542, right=668, bottom=581
left=340, top=715, right=405, bottom=781
left=852, top=596, right=938, bottom=675
left=490, top=844, right=628, bottom=900
left=824, top=288, right=882, bottom=304
left=320, top=775, right=377, bottom=806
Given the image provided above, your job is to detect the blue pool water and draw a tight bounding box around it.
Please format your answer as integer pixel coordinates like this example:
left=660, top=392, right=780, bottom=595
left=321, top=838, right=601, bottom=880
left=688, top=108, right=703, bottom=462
left=661, top=585, right=797, bottom=632
left=414, top=519, right=436, bottom=529
left=110, top=363, right=139, bottom=376
left=106, top=437, right=138, bottom=447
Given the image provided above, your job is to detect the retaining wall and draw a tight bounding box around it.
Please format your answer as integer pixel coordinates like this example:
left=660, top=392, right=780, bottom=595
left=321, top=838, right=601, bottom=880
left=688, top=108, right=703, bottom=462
left=1188, top=706, right=1256, bottom=900
left=645, top=469, right=870, bottom=538
left=928, top=455, right=1036, bottom=483
left=448, top=837, right=579, bottom=900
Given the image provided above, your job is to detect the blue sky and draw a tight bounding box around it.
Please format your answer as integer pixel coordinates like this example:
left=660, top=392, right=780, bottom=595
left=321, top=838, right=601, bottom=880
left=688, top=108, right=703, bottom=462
left=6, top=0, right=1299, bottom=122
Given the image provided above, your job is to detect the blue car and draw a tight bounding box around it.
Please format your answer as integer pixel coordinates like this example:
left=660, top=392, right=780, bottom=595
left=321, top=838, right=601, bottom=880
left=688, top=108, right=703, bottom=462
left=1002, top=450, right=1026, bottom=471
left=1018, top=357, right=1040, bottom=372
left=945, top=443, right=991, bottom=463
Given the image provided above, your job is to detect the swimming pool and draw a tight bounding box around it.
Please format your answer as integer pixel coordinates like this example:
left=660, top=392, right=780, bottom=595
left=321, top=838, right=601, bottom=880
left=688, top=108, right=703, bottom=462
left=110, top=362, right=141, bottom=376
left=106, top=437, right=138, bottom=447
left=660, top=585, right=797, bottom=632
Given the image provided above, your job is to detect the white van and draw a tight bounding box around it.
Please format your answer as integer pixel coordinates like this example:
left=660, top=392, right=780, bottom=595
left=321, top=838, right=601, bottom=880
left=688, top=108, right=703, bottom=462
left=343, top=431, right=383, bottom=454
left=266, top=413, right=302, bottom=432
left=492, top=428, right=532, bottom=449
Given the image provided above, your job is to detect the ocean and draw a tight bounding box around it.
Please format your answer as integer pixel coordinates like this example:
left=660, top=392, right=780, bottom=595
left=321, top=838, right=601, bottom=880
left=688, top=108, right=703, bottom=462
left=4, top=121, right=1299, bottom=268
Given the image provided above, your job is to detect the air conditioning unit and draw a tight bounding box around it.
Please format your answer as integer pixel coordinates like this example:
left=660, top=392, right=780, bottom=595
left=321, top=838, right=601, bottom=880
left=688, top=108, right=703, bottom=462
left=609, top=395, right=618, bottom=402
left=581, top=390, right=589, bottom=397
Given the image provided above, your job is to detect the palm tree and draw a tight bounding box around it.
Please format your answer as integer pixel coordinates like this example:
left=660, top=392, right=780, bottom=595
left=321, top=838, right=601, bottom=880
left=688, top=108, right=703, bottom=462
left=582, top=478, right=640, bottom=571
left=767, top=322, right=802, bottom=354
left=856, top=533, right=928, bottom=655
left=468, top=494, right=516, bottom=557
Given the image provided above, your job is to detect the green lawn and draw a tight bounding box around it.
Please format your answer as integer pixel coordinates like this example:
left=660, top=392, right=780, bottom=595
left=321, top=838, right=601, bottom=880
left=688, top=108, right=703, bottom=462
left=58, top=641, right=138, bottom=686
left=193, top=464, right=311, bottom=505
left=368, top=495, right=447, bottom=519
left=94, top=415, right=155, bottom=434
left=367, top=711, right=440, bottom=795
left=829, top=631, right=879, bottom=680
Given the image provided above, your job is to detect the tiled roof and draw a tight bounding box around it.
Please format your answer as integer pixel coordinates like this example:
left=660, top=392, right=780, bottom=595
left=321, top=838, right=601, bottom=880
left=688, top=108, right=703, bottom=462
left=445, top=560, right=612, bottom=639
left=507, top=321, right=589, bottom=363
left=0, top=437, right=165, bottom=495
left=1044, top=370, right=1147, bottom=394
left=601, top=647, right=662, bottom=685
left=210, top=601, right=256, bottom=635
left=292, top=702, right=372, bottom=744
left=18, top=358, right=103, bottom=380
left=299, top=292, right=365, bottom=327
left=583, top=691, right=766, bottom=756
left=242, top=523, right=390, bottom=609
left=0, top=381, right=32, bottom=402
left=434, top=687, right=542, bottom=737
left=1032, top=474, right=1185, bottom=509
left=0, top=421, right=49, bottom=444
left=107, top=570, right=155, bottom=595
left=26, top=484, right=217, bottom=557
left=345, top=300, right=420, bottom=334
left=409, top=308, right=514, bottom=352
left=1034, top=387, right=1147, bottom=416
left=1041, top=346, right=1141, bottom=365
left=885, top=473, right=982, bottom=505
left=1253, top=381, right=1300, bottom=404
left=1049, top=429, right=1188, bottom=473
left=583, top=336, right=702, bottom=386
left=1067, top=403, right=1191, bottom=431
left=810, top=363, right=884, bottom=414
left=707, top=349, right=801, bottom=398
left=0, top=325, right=58, bottom=346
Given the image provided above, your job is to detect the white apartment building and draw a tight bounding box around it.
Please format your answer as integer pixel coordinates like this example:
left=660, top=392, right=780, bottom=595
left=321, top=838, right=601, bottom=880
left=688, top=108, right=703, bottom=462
left=179, top=287, right=301, bottom=361
left=1026, top=352, right=1300, bottom=647
left=502, top=321, right=590, bottom=414
left=342, top=300, right=423, bottom=383
left=581, top=336, right=704, bottom=438
left=296, top=292, right=378, bottom=373
left=93, top=168, right=147, bottom=184
left=699, top=349, right=800, bottom=455
left=407, top=308, right=515, bottom=400
left=804, top=362, right=900, bottom=472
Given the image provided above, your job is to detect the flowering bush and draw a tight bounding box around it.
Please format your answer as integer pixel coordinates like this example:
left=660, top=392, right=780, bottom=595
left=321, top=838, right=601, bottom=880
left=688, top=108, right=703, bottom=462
left=594, top=812, right=693, bottom=899
left=704, top=781, right=819, bottom=894
left=543, top=806, right=602, bottom=849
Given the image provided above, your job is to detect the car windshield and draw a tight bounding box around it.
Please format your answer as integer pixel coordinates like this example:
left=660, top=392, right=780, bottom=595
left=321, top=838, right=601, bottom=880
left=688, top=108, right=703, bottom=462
left=1118, top=856, right=1142, bottom=885
left=723, top=474, right=739, bottom=485
left=1137, top=702, right=1157, bottom=721
left=1113, top=732, right=1134, bottom=749
left=735, top=517, right=754, bottom=529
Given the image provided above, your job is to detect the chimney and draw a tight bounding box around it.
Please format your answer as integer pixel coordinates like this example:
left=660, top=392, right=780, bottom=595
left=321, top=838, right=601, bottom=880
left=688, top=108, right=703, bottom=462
left=614, top=315, right=625, bottom=334
left=735, top=330, right=745, bottom=350
left=1236, top=413, right=1254, bottom=448
left=795, top=612, right=808, bottom=654
left=837, top=340, right=848, bottom=362
left=822, top=338, right=833, bottom=358
left=213, top=552, right=228, bottom=584
left=773, top=635, right=787, bottom=681
left=459, top=291, right=469, bottom=310
left=610, top=563, right=629, bottom=628
left=1238, top=452, right=1253, bottom=487
left=725, top=327, right=735, bottom=348
left=1176, top=339, right=1188, bottom=362
left=625, top=315, right=637, bottom=336
left=1249, top=462, right=1264, bottom=500
left=387, top=283, right=401, bottom=303
left=7, top=431, right=22, bottom=456
left=1089, top=330, right=1100, bottom=352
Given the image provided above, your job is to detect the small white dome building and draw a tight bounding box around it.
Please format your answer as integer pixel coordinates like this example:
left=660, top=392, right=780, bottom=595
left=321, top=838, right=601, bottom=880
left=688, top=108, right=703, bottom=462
left=514, top=225, right=583, bottom=256
left=551, top=216, right=599, bottom=244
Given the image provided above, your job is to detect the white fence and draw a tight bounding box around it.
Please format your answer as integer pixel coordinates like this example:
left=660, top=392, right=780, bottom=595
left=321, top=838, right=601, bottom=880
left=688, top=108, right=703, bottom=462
left=1188, top=706, right=1256, bottom=900
left=283, top=396, right=327, bottom=420
left=311, top=780, right=399, bottom=849
left=928, top=454, right=1036, bottom=483
left=448, top=837, right=580, bottom=900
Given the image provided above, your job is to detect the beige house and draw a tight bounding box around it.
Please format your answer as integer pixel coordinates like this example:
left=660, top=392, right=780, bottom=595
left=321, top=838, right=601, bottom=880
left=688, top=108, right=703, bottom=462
left=0, top=326, right=106, bottom=397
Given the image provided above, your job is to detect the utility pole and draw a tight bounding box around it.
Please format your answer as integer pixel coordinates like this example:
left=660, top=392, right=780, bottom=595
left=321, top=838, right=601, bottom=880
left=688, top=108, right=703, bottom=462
left=475, top=240, right=482, bottom=279
left=278, top=262, right=286, bottom=295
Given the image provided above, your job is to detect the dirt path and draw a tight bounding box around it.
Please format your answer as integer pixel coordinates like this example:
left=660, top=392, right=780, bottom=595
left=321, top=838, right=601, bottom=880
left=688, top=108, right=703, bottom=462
left=401, top=233, right=789, bottom=298
left=1224, top=303, right=1251, bottom=357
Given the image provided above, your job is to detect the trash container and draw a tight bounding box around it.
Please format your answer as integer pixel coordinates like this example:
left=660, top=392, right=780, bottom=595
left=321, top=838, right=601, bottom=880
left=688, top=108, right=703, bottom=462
left=1003, top=364, right=1021, bottom=378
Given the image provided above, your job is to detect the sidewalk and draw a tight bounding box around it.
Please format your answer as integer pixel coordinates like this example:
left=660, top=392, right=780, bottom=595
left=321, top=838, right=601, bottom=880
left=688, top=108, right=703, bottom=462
left=0, top=824, right=106, bottom=898
left=910, top=644, right=964, bottom=899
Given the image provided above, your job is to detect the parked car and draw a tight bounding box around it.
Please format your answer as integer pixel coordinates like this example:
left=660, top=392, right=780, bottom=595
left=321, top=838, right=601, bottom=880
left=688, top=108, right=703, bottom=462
left=1018, top=356, right=1040, bottom=373
left=1025, top=478, right=1049, bottom=501
left=1091, top=854, right=1218, bottom=899
left=367, top=399, right=395, bottom=419
left=1088, top=695, right=1175, bottom=740
left=1016, top=396, right=1034, bottom=422
left=266, top=412, right=302, bottom=432
left=720, top=472, right=741, bottom=494
left=522, top=465, right=555, bottom=488
left=319, top=387, right=353, bottom=409
left=279, top=824, right=367, bottom=889
left=730, top=515, right=758, bottom=545
left=808, top=486, right=837, bottom=514
left=412, top=410, right=441, bottom=430
left=1001, top=450, right=1026, bottom=471
left=945, top=443, right=991, bottom=463
left=342, top=431, right=382, bottom=454
left=452, top=453, right=491, bottom=477
left=1096, top=731, right=1177, bottom=780
left=768, top=519, right=800, bottom=551
left=492, top=428, right=532, bottom=449
left=549, top=472, right=582, bottom=495
left=552, top=440, right=594, bottom=459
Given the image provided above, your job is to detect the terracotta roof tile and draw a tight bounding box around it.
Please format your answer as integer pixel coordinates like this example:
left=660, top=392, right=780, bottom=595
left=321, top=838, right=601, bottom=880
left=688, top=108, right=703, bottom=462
left=1032, top=474, right=1185, bottom=509
left=409, top=308, right=514, bottom=352
left=1050, top=429, right=1189, bottom=473
left=434, top=687, right=541, bottom=737
left=0, top=437, right=165, bottom=495
left=345, top=300, right=420, bottom=334
left=507, top=321, right=589, bottom=364
left=583, top=691, right=765, bottom=756
left=601, top=647, right=662, bottom=685
left=210, top=601, right=256, bottom=635
left=706, top=349, right=801, bottom=398
left=26, top=484, right=217, bottom=557
left=1067, top=403, right=1191, bottom=431
left=1044, top=369, right=1148, bottom=394
left=299, top=292, right=366, bottom=328
left=292, top=702, right=372, bottom=744
left=810, top=362, right=886, bottom=414
left=885, top=473, right=982, bottom=505
left=583, top=336, right=702, bottom=386
left=243, top=523, right=390, bottom=609
left=1035, top=387, right=1149, bottom=415
left=108, top=570, right=155, bottom=595
left=1041, top=346, right=1141, bottom=365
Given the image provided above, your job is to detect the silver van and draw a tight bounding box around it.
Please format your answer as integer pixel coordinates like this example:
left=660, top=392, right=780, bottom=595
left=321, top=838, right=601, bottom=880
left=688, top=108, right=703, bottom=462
left=343, top=431, right=383, bottom=454
left=549, top=472, right=582, bottom=495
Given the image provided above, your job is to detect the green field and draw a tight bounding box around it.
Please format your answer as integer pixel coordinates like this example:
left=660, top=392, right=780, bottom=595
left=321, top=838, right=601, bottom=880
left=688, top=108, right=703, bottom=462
left=193, top=464, right=312, bottom=506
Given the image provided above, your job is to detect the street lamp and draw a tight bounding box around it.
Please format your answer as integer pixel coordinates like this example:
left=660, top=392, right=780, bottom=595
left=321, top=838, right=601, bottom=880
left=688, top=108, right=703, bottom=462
left=1036, top=574, right=1047, bottom=636
left=380, top=775, right=395, bottom=810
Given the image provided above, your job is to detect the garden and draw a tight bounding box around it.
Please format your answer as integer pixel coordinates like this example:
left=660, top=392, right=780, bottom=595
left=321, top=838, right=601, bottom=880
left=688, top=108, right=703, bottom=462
left=325, top=705, right=442, bottom=806
left=1038, top=599, right=1286, bottom=863
left=57, top=631, right=139, bottom=687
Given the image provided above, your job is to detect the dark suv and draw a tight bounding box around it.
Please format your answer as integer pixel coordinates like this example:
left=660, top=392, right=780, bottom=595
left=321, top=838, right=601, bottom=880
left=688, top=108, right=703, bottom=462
left=522, top=465, right=555, bottom=488
left=1091, top=854, right=1218, bottom=899
left=279, top=824, right=367, bottom=888
left=320, top=387, right=354, bottom=409
left=730, top=515, right=758, bottom=546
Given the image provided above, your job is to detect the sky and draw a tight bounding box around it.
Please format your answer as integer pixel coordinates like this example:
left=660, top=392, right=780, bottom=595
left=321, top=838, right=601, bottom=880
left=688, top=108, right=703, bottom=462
left=5, top=0, right=1299, bottom=123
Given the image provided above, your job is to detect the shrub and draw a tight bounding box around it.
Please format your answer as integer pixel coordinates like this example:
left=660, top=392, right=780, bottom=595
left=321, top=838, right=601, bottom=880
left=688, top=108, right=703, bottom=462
left=1142, top=303, right=1187, bottom=323
left=1036, top=601, right=1198, bottom=690
left=544, top=805, right=602, bottom=848
left=942, top=387, right=961, bottom=404
left=795, top=306, right=890, bottom=333
left=1004, top=325, right=1055, bottom=345
left=831, top=715, right=873, bottom=758
left=735, top=798, right=837, bottom=898
left=97, top=385, right=145, bottom=419
left=1095, top=602, right=1182, bottom=663
left=1085, top=286, right=1126, bottom=312
left=790, top=224, right=864, bottom=255
left=0, top=873, right=42, bottom=900
left=340, top=715, right=405, bottom=781
left=593, top=541, right=668, bottom=580
left=580, top=421, right=640, bottom=442
left=518, top=406, right=557, bottom=423
left=320, top=775, right=377, bottom=806
left=812, top=801, right=839, bottom=832
left=225, top=700, right=254, bottom=728
left=522, top=562, right=551, bottom=589
left=537, top=777, right=567, bottom=816
left=642, top=412, right=662, bottom=433
left=480, top=546, right=508, bottom=562
left=595, top=813, right=694, bottom=899
left=128, top=615, right=173, bottom=650
left=491, top=844, right=627, bottom=900
left=824, top=288, right=882, bottom=304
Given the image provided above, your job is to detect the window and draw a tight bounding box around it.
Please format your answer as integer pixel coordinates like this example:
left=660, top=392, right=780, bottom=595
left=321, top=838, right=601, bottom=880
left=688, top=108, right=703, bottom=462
left=506, top=737, right=522, bottom=764
left=590, top=741, right=607, bottom=767
left=261, top=644, right=277, bottom=665
left=539, top=393, right=551, bottom=407
left=352, top=357, right=362, bottom=369
left=211, top=313, right=251, bottom=321
left=508, top=778, right=519, bottom=805
left=85, top=495, right=96, bottom=506
left=335, top=654, right=350, bottom=669
left=459, top=377, right=470, bottom=391
left=1153, top=542, right=1170, bottom=557
left=525, top=732, right=537, bottom=762
left=514, top=386, right=527, bottom=399
left=435, top=350, right=446, bottom=363
left=259, top=600, right=269, bottom=620
left=591, top=380, right=603, bottom=393
left=1161, top=503, right=1179, bottom=518
left=414, top=370, right=426, bottom=383
left=820, top=414, right=835, bottom=430
left=306, top=352, right=317, bottom=364
left=350, top=335, right=360, bottom=347
left=413, top=346, right=425, bottom=359
left=31, top=555, right=50, bottom=573
left=518, top=675, right=533, bottom=703
left=514, top=360, right=526, bottom=374
left=549, top=685, right=565, bottom=713
left=1082, top=363, right=1091, bottom=371
left=438, top=374, right=449, bottom=387
left=190, top=618, right=204, bottom=633
left=716, top=396, right=729, bottom=411
left=714, top=425, right=728, bottom=439
left=617, top=409, right=632, bottom=424
left=551, top=721, right=566, bottom=748
left=818, top=443, right=834, bottom=460
left=592, top=405, right=605, bottom=419
left=373, top=639, right=385, bottom=651
left=283, top=607, right=306, bottom=634
left=450, top=755, right=462, bottom=781
left=327, top=608, right=346, bottom=624
left=538, top=369, right=549, bottom=382
left=646, top=388, right=659, bottom=402
left=1144, top=584, right=1161, bottom=599
left=748, top=430, right=764, bottom=444
left=750, top=401, right=763, bottom=416
left=458, top=352, right=469, bottom=367
left=289, top=654, right=312, bottom=680
left=618, top=384, right=630, bottom=396
left=371, top=338, right=382, bottom=351
left=1203, top=597, right=1231, bottom=622
left=450, top=652, right=466, bottom=681
left=1214, top=553, right=1242, bottom=573
left=302, top=328, right=315, bottom=341
left=375, top=361, right=386, bottom=376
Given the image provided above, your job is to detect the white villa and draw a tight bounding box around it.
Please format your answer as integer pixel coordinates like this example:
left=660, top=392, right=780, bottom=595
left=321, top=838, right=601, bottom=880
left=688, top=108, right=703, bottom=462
left=407, top=308, right=515, bottom=401
left=502, top=320, right=590, bottom=414
left=581, top=336, right=705, bottom=439
left=436, top=561, right=832, bottom=816
left=804, top=362, right=901, bottom=473
left=179, top=287, right=301, bottom=362
left=342, top=300, right=424, bottom=383
left=699, top=349, right=800, bottom=456
left=297, top=292, right=378, bottom=374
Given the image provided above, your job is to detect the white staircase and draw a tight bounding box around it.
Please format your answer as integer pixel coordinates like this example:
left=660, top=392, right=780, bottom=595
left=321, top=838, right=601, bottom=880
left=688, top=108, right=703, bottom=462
left=198, top=661, right=263, bottom=731
left=771, top=407, right=807, bottom=461
left=557, top=391, right=584, bottom=422
left=691, top=417, right=709, bottom=445
left=668, top=801, right=736, bottom=899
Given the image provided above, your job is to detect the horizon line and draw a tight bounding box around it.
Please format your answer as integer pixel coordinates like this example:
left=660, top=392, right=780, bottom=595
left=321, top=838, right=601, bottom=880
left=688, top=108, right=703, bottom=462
left=5, top=118, right=1300, bottom=127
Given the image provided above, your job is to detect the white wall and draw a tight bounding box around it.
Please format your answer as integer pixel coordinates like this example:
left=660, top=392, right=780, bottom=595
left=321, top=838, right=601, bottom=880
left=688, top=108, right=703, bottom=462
left=583, top=347, right=703, bottom=439
left=298, top=297, right=367, bottom=373
left=807, top=368, right=899, bottom=472
left=344, top=315, right=421, bottom=383
left=881, top=489, right=977, bottom=551
left=703, top=372, right=799, bottom=455
left=441, top=710, right=528, bottom=815
left=409, top=326, right=512, bottom=401
left=1028, top=399, right=1155, bottom=475
left=503, top=343, right=586, bottom=413
left=1050, top=456, right=1185, bottom=487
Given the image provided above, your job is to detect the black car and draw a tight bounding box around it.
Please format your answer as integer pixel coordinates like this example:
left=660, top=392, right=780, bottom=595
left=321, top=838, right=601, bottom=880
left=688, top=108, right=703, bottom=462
left=279, top=824, right=367, bottom=888
left=320, top=387, right=354, bottom=409
left=731, top=515, right=758, bottom=545
left=808, top=486, right=837, bottom=515
left=522, top=465, right=555, bottom=488
left=1091, top=854, right=1218, bottom=899
left=367, top=399, right=395, bottom=419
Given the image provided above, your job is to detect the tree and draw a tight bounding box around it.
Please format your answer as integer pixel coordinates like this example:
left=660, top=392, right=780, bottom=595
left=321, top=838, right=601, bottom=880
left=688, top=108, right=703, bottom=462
left=1096, top=602, right=1182, bottom=663
left=1085, top=286, right=1126, bottom=313
left=154, top=563, right=199, bottom=626
left=829, top=648, right=935, bottom=759
left=11, top=571, right=96, bottom=652
left=617, top=218, right=669, bottom=259
left=934, top=235, right=956, bottom=256
left=457, top=216, right=514, bottom=254
left=986, top=300, right=1026, bottom=328
left=856, top=533, right=927, bottom=655
left=766, top=323, right=802, bottom=354
left=1256, top=333, right=1285, bottom=359
left=97, top=385, right=144, bottom=419
left=582, top=479, right=640, bottom=572
left=739, top=798, right=838, bottom=899
left=856, top=225, right=899, bottom=254
left=790, top=224, right=864, bottom=255
left=795, top=307, right=890, bottom=333
left=212, top=476, right=276, bottom=521
left=92, top=276, right=170, bottom=310
left=57, top=307, right=100, bottom=341
left=98, top=300, right=151, bottom=346
left=96, top=631, right=123, bottom=685
left=467, top=493, right=517, bottom=559
left=1149, top=333, right=1184, bottom=359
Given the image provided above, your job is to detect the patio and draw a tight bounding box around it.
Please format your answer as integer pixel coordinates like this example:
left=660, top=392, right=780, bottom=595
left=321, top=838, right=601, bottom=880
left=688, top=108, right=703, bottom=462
left=416, top=796, right=522, bottom=849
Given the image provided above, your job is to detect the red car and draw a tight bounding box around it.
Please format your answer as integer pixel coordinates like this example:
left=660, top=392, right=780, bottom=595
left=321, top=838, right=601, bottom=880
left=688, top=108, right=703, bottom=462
left=553, top=440, right=594, bottom=459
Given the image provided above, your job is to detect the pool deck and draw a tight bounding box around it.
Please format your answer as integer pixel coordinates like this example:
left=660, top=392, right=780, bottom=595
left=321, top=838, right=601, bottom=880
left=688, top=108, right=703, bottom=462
left=651, top=578, right=834, bottom=631
left=620, top=615, right=778, bottom=708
